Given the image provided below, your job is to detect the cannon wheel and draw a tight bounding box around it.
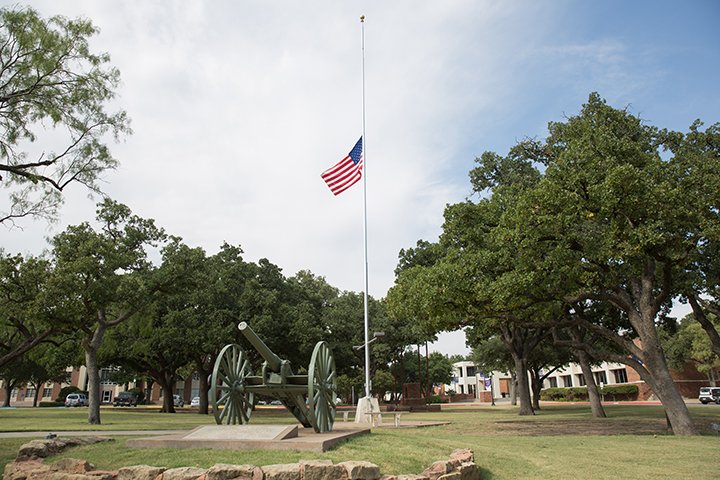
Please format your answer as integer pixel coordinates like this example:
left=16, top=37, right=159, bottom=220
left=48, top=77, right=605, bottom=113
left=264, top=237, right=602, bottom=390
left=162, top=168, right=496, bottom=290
left=210, top=344, right=255, bottom=425
left=308, top=341, right=337, bottom=433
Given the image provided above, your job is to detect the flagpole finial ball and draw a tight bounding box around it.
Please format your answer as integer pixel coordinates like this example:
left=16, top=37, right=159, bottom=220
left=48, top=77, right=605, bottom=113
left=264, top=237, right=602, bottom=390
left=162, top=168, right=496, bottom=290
left=360, top=15, right=365, bottom=22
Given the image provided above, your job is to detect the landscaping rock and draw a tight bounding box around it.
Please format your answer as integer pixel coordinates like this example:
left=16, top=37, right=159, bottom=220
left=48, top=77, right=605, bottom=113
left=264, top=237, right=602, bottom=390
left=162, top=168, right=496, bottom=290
left=457, top=463, right=479, bottom=480
left=156, top=467, right=206, bottom=480
left=206, top=464, right=262, bottom=480
left=117, top=465, right=165, bottom=480
left=42, top=473, right=101, bottom=480
left=49, top=459, right=93, bottom=474
left=421, top=461, right=454, bottom=480
left=262, top=464, right=300, bottom=480
left=448, top=450, right=473, bottom=467
left=3, top=459, right=48, bottom=480
left=337, top=462, right=380, bottom=480
left=85, top=471, right=117, bottom=480
left=299, top=460, right=346, bottom=480
left=436, top=473, right=461, bottom=480
left=16, top=438, right=113, bottom=461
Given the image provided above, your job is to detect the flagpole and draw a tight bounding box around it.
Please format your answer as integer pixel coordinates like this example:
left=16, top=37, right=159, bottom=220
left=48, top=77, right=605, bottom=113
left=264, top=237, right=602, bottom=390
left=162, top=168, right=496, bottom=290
left=360, top=15, right=371, bottom=399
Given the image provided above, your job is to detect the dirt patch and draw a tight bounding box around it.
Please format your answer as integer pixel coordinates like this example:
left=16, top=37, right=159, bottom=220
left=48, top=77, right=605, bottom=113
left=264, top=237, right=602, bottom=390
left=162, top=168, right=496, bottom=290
left=491, top=419, right=671, bottom=436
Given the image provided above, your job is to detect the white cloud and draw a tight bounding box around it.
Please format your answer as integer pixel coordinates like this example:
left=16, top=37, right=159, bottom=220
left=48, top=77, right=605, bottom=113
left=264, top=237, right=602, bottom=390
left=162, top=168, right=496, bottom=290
left=4, top=1, right=718, bottom=356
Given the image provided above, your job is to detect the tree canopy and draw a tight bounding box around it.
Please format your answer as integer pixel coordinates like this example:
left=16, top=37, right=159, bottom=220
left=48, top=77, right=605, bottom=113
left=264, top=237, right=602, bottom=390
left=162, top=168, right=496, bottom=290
left=0, top=6, right=129, bottom=225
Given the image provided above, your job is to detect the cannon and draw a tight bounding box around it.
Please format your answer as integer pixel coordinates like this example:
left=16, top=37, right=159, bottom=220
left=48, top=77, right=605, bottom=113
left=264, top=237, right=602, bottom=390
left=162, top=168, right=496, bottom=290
left=209, top=322, right=337, bottom=433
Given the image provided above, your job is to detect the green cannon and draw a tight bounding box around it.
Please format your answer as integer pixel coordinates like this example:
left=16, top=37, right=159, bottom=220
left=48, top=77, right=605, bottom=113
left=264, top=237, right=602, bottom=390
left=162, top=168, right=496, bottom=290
left=209, top=321, right=337, bottom=433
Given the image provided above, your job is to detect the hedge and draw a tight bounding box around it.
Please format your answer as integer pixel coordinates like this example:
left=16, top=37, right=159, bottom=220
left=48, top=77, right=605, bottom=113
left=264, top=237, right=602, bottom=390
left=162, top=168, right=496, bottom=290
left=39, top=401, right=64, bottom=407
left=540, top=384, right=638, bottom=402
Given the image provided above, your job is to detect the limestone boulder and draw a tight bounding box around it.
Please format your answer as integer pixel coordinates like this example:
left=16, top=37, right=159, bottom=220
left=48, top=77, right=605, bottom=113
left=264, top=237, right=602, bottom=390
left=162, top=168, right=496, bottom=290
left=448, top=450, right=473, bottom=468
left=337, top=462, right=380, bottom=480
left=262, top=463, right=300, bottom=480
left=457, top=464, right=478, bottom=480
left=299, top=460, right=346, bottom=480
left=205, top=464, right=262, bottom=480
left=421, top=460, right=454, bottom=480
left=156, top=467, right=206, bottom=480
left=117, top=465, right=165, bottom=480
left=3, top=459, right=48, bottom=480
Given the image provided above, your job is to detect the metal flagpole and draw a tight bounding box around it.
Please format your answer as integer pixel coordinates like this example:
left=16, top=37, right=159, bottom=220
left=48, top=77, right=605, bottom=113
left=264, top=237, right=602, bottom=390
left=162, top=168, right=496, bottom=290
left=360, top=15, right=370, bottom=399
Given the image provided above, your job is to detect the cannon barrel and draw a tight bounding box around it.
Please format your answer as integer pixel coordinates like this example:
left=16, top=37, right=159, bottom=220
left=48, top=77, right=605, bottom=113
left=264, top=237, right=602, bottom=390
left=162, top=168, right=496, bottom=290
left=238, top=322, right=282, bottom=372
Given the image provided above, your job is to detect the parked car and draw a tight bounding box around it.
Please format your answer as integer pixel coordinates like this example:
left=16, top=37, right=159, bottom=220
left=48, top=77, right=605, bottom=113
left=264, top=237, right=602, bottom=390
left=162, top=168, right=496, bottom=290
left=173, top=394, right=184, bottom=407
left=699, top=386, right=720, bottom=404
left=190, top=396, right=200, bottom=407
left=64, top=393, right=88, bottom=407
left=113, top=391, right=138, bottom=407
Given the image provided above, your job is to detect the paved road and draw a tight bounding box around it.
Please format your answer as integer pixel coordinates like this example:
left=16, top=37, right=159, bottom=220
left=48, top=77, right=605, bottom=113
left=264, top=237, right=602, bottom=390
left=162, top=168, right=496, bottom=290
left=0, top=430, right=188, bottom=439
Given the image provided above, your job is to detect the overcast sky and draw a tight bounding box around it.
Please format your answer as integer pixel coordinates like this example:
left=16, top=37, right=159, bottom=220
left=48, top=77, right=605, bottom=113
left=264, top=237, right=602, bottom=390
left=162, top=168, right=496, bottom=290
left=3, top=1, right=719, bottom=356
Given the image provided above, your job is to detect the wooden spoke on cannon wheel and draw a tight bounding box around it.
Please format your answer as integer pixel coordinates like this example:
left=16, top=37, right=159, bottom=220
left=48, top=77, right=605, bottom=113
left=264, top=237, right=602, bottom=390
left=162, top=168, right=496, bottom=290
left=211, top=344, right=254, bottom=425
left=308, top=341, right=337, bottom=433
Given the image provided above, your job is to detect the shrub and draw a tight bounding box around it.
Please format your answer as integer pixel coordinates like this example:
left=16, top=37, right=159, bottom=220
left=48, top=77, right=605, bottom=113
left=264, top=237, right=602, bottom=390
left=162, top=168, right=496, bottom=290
left=600, top=384, right=639, bottom=401
left=39, top=401, right=64, bottom=407
left=541, top=384, right=639, bottom=402
left=55, top=386, right=80, bottom=403
left=427, top=395, right=448, bottom=404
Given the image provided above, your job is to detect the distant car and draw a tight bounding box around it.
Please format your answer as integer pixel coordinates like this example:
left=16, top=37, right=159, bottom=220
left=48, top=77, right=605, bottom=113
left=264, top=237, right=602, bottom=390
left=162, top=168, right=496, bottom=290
left=190, top=396, right=200, bottom=407
left=699, top=386, right=720, bottom=404
left=256, top=400, right=267, bottom=405
left=65, top=393, right=88, bottom=407
left=269, top=400, right=283, bottom=406
left=173, top=394, right=184, bottom=407
left=113, top=391, right=138, bottom=407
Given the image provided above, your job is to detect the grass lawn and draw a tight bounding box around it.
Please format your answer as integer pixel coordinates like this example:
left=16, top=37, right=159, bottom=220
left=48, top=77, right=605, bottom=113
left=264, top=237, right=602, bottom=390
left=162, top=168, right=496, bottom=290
left=1, top=404, right=719, bottom=480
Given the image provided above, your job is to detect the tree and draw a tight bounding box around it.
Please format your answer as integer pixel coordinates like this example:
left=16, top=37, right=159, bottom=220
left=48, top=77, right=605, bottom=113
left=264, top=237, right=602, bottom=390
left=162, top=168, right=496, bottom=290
left=101, top=242, right=206, bottom=413
left=47, top=199, right=175, bottom=424
left=510, top=93, right=719, bottom=434
left=0, top=6, right=130, bottom=225
left=0, top=251, right=60, bottom=368
left=664, top=314, right=720, bottom=385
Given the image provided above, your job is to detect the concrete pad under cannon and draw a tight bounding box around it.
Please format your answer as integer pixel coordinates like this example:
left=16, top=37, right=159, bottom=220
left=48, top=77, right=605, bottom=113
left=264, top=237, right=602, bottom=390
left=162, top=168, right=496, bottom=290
left=126, top=423, right=370, bottom=452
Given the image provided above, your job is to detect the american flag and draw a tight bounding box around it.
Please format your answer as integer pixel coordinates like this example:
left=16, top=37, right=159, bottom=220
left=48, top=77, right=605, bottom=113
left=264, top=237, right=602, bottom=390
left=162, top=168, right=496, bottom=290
left=321, top=137, right=363, bottom=195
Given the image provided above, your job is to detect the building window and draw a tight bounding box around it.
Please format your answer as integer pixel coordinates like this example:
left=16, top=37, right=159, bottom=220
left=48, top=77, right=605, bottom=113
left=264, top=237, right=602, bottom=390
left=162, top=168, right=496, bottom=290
left=101, top=390, right=112, bottom=403
left=42, top=388, right=53, bottom=398
left=466, top=366, right=476, bottom=377
left=562, top=375, right=572, bottom=387
left=468, top=384, right=475, bottom=395
left=548, top=377, right=558, bottom=388
left=593, top=371, right=608, bottom=385
left=613, top=368, right=628, bottom=384
left=100, top=368, right=117, bottom=384
left=459, top=385, right=464, bottom=394
left=576, top=374, right=585, bottom=386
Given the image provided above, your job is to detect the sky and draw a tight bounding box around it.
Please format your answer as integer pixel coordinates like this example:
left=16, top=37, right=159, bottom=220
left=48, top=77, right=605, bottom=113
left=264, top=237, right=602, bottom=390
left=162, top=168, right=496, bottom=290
left=2, top=1, right=719, bottom=356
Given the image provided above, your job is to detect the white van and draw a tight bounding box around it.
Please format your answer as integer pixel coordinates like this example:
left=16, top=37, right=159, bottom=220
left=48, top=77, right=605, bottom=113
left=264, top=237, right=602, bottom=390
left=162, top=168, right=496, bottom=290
left=64, top=393, right=89, bottom=407
left=698, top=387, right=720, bottom=404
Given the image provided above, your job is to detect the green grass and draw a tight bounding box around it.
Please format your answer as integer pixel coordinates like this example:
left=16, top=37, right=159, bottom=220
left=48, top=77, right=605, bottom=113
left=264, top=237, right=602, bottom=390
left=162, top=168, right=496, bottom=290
left=2, top=404, right=720, bottom=480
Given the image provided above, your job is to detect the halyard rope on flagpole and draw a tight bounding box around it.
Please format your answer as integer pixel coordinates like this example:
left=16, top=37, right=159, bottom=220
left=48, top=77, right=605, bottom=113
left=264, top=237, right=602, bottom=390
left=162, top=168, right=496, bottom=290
left=360, top=14, right=371, bottom=399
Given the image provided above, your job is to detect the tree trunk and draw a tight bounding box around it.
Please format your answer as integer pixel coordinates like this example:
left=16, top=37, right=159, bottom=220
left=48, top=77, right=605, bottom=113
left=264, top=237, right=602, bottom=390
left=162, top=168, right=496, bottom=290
left=156, top=371, right=176, bottom=413
left=687, top=293, right=720, bottom=358
left=31, top=381, right=42, bottom=407
left=3, top=380, right=13, bottom=407
left=575, top=348, right=606, bottom=418
left=529, top=368, right=542, bottom=411
left=510, top=370, right=517, bottom=406
left=511, top=354, right=534, bottom=415
left=196, top=358, right=211, bottom=415
left=83, top=322, right=108, bottom=425
left=638, top=340, right=697, bottom=435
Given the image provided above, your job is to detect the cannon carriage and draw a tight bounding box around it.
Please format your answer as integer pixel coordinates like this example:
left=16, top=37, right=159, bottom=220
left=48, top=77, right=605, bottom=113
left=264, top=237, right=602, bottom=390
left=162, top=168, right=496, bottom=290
left=210, top=322, right=337, bottom=433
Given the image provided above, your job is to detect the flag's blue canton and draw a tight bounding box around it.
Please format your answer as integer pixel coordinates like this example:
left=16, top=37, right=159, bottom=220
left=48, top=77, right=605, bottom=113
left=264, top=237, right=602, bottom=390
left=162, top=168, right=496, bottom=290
left=349, top=137, right=363, bottom=165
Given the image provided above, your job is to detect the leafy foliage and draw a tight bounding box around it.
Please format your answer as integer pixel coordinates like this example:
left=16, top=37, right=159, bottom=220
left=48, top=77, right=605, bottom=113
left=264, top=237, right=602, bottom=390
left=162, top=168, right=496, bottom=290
left=0, top=6, right=130, bottom=224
